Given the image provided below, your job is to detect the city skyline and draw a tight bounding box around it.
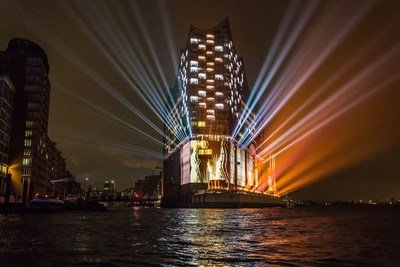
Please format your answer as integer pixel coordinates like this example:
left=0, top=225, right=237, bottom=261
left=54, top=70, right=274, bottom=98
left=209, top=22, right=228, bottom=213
left=1, top=0, right=399, bottom=201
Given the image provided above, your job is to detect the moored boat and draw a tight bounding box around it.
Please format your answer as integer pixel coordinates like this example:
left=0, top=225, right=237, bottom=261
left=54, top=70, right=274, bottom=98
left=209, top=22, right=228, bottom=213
left=30, top=197, right=64, bottom=212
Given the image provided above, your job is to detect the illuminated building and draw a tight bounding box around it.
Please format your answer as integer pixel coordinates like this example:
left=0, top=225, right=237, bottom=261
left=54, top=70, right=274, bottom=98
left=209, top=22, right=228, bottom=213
left=104, top=180, right=116, bottom=191
left=133, top=173, right=162, bottom=199
left=0, top=75, right=15, bottom=199
left=0, top=38, right=71, bottom=204
left=163, top=18, right=280, bottom=207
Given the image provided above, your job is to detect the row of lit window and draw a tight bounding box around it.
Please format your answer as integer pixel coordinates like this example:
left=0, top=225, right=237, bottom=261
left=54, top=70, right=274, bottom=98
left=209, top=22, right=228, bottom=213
left=26, top=75, right=40, bottom=83
left=190, top=94, right=223, bottom=102
left=198, top=149, right=212, bottom=155
left=22, top=168, right=31, bottom=176
left=197, top=44, right=224, bottom=52
left=26, top=57, right=41, bottom=66
left=197, top=56, right=223, bottom=63
left=191, top=121, right=206, bottom=127
left=190, top=97, right=225, bottom=109
left=190, top=34, right=215, bottom=44
left=190, top=67, right=215, bottom=73
left=26, top=66, right=42, bottom=74
left=189, top=60, right=222, bottom=69
left=189, top=75, right=223, bottom=84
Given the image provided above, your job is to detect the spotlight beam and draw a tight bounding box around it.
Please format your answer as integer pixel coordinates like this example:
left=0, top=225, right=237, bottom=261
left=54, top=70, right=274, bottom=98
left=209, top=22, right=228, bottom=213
left=56, top=83, right=165, bottom=146
left=240, top=1, right=375, bottom=147
left=254, top=22, right=394, bottom=152
left=65, top=2, right=186, bottom=142
left=258, top=43, right=400, bottom=158
left=67, top=1, right=185, bottom=143
left=233, top=1, right=318, bottom=139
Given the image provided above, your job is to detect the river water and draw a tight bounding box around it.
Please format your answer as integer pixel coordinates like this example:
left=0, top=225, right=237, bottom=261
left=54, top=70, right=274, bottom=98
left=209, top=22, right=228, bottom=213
left=0, top=206, right=399, bottom=266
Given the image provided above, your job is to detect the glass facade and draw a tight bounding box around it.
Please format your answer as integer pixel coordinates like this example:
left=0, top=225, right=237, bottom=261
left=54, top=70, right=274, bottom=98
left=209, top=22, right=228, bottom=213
left=164, top=18, right=266, bottom=193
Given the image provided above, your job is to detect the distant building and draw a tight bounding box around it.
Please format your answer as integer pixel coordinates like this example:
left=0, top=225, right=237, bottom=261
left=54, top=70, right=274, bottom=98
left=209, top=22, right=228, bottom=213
left=45, top=136, right=70, bottom=198
left=90, top=180, right=118, bottom=201
left=0, top=75, right=15, bottom=199
left=104, top=180, right=116, bottom=191
left=133, top=173, right=162, bottom=199
left=0, top=38, right=71, bottom=204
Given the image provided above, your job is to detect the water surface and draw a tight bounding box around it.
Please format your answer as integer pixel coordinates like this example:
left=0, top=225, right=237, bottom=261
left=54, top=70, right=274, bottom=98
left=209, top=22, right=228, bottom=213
left=0, top=207, right=399, bottom=266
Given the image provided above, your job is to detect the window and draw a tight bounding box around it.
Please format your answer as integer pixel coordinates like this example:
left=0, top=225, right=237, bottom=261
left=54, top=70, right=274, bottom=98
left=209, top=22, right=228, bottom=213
left=24, top=139, right=32, bottom=147
left=206, top=39, right=214, bottom=44
left=206, top=34, right=214, bottom=39
left=190, top=60, right=198, bottom=67
left=206, top=79, right=214, bottom=84
left=206, top=51, right=213, bottom=55
left=199, top=103, right=206, bottom=109
left=198, top=121, right=206, bottom=127
left=206, top=115, right=215, bottom=120
left=207, top=97, right=215, bottom=102
left=206, top=62, right=214, bottom=66
left=0, top=165, right=6, bottom=176
left=23, top=158, right=31, bottom=166
left=215, top=57, right=223, bottom=63
left=215, top=74, right=223, bottom=80
left=190, top=38, right=199, bottom=44
left=215, top=46, right=223, bottom=52
left=199, top=149, right=212, bottom=155
left=207, top=109, right=215, bottom=115
left=215, top=103, right=224, bottom=109
left=26, top=121, right=34, bottom=128
left=190, top=67, right=198, bottom=72
left=215, top=92, right=224, bottom=97
left=25, top=84, right=39, bottom=92
left=24, top=150, right=32, bottom=156
left=22, top=168, right=31, bottom=176
left=206, top=85, right=214, bottom=90
left=27, top=102, right=38, bottom=110
left=198, top=44, right=206, bottom=50
left=198, top=90, right=206, bottom=97
left=206, top=68, right=214, bottom=72
left=190, top=96, right=199, bottom=102
left=190, top=78, right=198, bottom=84
left=25, top=130, right=33, bottom=137
left=198, top=56, right=206, bottom=61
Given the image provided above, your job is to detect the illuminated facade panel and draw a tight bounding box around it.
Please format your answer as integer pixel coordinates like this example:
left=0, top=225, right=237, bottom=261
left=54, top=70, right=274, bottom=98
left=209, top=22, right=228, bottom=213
left=180, top=142, right=191, bottom=185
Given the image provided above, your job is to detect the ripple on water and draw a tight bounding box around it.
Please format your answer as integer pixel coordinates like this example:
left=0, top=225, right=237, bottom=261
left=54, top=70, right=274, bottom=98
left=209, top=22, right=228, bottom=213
left=0, top=207, right=399, bottom=266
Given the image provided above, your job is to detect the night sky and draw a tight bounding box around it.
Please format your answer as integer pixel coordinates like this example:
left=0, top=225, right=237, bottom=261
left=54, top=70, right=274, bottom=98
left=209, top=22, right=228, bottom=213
left=1, top=0, right=399, bottom=201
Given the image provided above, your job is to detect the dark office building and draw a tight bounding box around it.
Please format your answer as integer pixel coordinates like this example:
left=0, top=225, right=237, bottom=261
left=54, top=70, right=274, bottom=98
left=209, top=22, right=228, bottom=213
left=0, top=38, right=71, bottom=203
left=0, top=75, right=15, bottom=199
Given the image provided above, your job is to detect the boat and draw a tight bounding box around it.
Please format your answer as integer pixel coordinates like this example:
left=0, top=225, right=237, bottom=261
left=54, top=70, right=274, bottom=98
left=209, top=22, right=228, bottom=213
left=30, top=197, right=65, bottom=212
left=64, top=195, right=107, bottom=212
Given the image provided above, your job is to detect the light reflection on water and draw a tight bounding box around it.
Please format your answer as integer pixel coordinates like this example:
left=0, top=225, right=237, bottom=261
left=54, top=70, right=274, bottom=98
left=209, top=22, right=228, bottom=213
left=0, top=207, right=399, bottom=266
